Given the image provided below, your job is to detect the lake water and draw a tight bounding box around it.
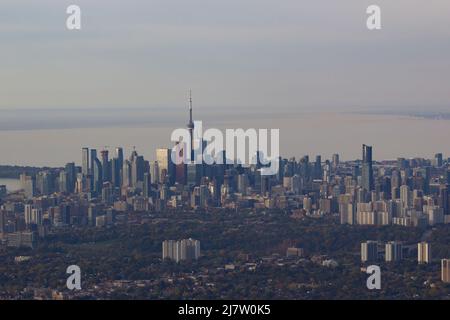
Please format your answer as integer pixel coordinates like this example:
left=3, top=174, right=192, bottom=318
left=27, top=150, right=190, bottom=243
left=0, top=178, right=21, bottom=193
left=0, top=108, right=449, bottom=166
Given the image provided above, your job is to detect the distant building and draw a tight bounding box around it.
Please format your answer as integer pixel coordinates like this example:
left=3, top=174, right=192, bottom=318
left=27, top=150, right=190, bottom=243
left=162, top=238, right=200, bottom=263
left=156, top=148, right=172, bottom=184
left=20, top=173, right=35, bottom=199
left=99, top=150, right=110, bottom=183
left=143, top=172, right=151, bottom=198
left=0, top=210, right=6, bottom=234
left=131, top=153, right=145, bottom=188
left=361, top=144, right=374, bottom=192
left=82, top=147, right=90, bottom=176
left=286, top=247, right=304, bottom=258
left=24, top=204, right=33, bottom=225
left=7, top=231, right=37, bottom=249
left=434, top=153, right=443, bottom=167
left=418, top=242, right=431, bottom=264
left=31, top=208, right=43, bottom=225
left=92, top=157, right=103, bottom=194
left=441, top=259, right=450, bottom=283
left=339, top=195, right=354, bottom=225
left=361, top=241, right=378, bottom=263
left=385, top=241, right=403, bottom=262
left=90, top=149, right=97, bottom=176
left=400, top=185, right=411, bottom=208
left=332, top=154, right=339, bottom=169
left=150, top=161, right=160, bottom=184
left=95, top=215, right=107, bottom=227
left=162, top=240, right=176, bottom=261
left=424, top=205, right=444, bottom=226
left=0, top=185, right=7, bottom=198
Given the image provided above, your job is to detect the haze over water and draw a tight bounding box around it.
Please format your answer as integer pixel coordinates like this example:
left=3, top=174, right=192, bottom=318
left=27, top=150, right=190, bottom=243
left=0, top=107, right=448, bottom=167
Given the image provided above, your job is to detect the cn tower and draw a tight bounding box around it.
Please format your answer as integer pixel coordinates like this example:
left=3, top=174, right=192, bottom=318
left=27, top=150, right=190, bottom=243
left=187, top=90, right=194, bottom=162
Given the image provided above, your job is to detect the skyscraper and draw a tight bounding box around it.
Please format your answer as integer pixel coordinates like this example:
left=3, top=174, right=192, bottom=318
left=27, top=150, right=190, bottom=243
left=143, top=172, right=151, bottom=198
left=20, top=173, right=35, bottom=199
left=59, top=170, right=69, bottom=193
left=189, top=163, right=205, bottom=187
left=90, top=149, right=97, bottom=176
left=112, top=147, right=124, bottom=188
left=150, top=161, right=159, bottom=184
left=314, top=155, right=322, bottom=180
left=111, top=157, right=121, bottom=188
left=115, top=147, right=124, bottom=169
left=438, top=184, right=449, bottom=215
left=156, top=148, right=172, bottom=184
left=93, top=157, right=103, bottom=194
left=0, top=210, right=6, bottom=234
left=435, top=153, right=443, bottom=167
left=361, top=144, right=374, bottom=192
left=131, top=154, right=145, bottom=188
left=36, top=171, right=54, bottom=195
left=82, top=147, right=89, bottom=176
left=65, top=162, right=77, bottom=193
left=0, top=186, right=6, bottom=199
left=101, top=149, right=110, bottom=182
left=174, top=141, right=187, bottom=185
left=122, top=160, right=132, bottom=188
left=332, top=153, right=339, bottom=169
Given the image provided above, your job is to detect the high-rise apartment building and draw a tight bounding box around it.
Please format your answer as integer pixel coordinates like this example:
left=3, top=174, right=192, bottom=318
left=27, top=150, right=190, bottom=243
left=418, top=242, right=431, bottom=264
left=385, top=241, right=403, bottom=262
left=361, top=241, right=378, bottom=263
left=442, top=259, right=450, bottom=283
left=162, top=239, right=201, bottom=263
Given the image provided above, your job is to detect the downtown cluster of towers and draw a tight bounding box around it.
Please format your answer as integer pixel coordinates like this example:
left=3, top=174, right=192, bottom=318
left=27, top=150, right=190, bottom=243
left=7, top=93, right=450, bottom=226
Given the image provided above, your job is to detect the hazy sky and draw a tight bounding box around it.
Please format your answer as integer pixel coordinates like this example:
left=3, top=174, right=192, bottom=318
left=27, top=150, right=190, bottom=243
left=1, top=0, right=450, bottom=111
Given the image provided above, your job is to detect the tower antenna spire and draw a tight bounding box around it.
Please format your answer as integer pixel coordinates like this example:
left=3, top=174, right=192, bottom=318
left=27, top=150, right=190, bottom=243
left=188, top=89, right=194, bottom=126
left=189, top=89, right=193, bottom=122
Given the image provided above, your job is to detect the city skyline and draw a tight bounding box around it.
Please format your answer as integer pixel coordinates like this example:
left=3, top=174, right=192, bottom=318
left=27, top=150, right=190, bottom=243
left=1, top=125, right=449, bottom=299
left=1, top=1, right=449, bottom=303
